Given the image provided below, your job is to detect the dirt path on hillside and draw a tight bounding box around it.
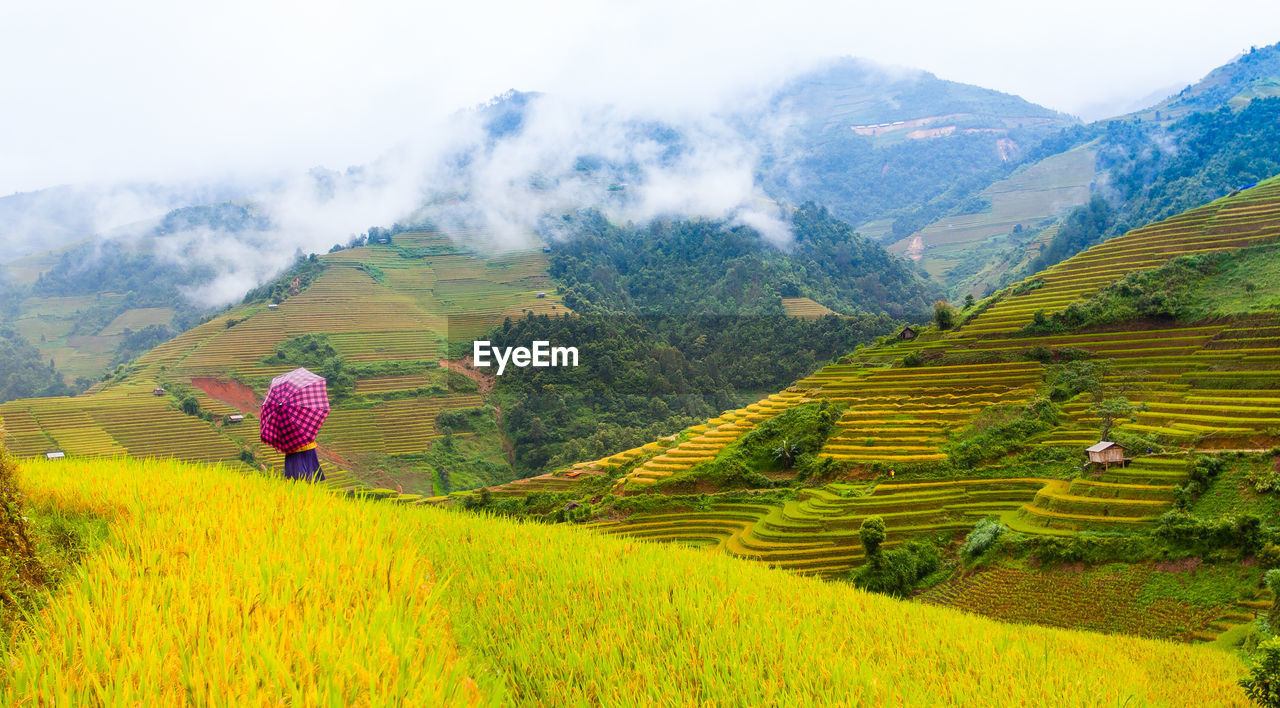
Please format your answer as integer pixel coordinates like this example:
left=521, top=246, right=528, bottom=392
left=439, top=356, right=494, bottom=394
left=904, top=234, right=924, bottom=261
left=439, top=356, right=513, bottom=466
left=192, top=377, right=259, bottom=412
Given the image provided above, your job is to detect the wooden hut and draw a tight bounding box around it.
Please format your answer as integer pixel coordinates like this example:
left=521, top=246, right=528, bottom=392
left=45, top=451, right=65, bottom=460
left=1086, top=441, right=1128, bottom=469
left=152, top=387, right=166, bottom=396
left=226, top=414, right=245, bottom=424
left=897, top=326, right=918, bottom=341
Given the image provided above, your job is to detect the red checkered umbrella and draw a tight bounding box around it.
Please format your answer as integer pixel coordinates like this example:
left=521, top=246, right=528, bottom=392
left=259, top=368, right=330, bottom=453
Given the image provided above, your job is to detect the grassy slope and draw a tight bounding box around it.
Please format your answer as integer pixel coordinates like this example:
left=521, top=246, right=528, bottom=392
left=1187, top=245, right=1280, bottom=316
left=7, top=456, right=1250, bottom=705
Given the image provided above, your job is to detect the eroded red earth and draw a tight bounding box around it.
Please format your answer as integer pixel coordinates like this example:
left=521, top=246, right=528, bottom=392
left=191, top=377, right=258, bottom=413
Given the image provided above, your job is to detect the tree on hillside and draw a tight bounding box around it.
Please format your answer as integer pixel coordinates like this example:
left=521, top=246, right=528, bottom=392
left=859, top=516, right=887, bottom=565
left=933, top=300, right=957, bottom=330
left=1089, top=396, right=1137, bottom=440
left=772, top=439, right=800, bottom=468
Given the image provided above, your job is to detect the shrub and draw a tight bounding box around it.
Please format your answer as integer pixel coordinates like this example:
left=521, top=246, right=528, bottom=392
left=852, top=540, right=941, bottom=598
left=1259, top=543, right=1280, bottom=569
left=0, top=443, right=46, bottom=612
left=945, top=398, right=1059, bottom=468
left=962, top=518, right=1006, bottom=560
left=1241, top=636, right=1280, bottom=708
left=1011, top=277, right=1045, bottom=296
left=1249, top=461, right=1280, bottom=494
left=933, top=300, right=957, bottom=330
left=734, top=400, right=842, bottom=471
left=1154, top=511, right=1264, bottom=554
left=1177, top=455, right=1228, bottom=508
left=907, top=539, right=941, bottom=578
left=902, top=350, right=924, bottom=367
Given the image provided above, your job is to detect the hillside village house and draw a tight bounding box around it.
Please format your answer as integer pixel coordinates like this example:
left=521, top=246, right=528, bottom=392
left=1086, top=441, right=1128, bottom=469
left=897, top=326, right=918, bottom=341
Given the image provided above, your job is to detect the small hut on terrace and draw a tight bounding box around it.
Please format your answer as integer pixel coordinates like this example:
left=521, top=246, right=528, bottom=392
left=1086, top=441, right=1128, bottom=469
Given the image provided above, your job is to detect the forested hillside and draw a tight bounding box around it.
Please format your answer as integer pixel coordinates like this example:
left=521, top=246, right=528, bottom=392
left=0, top=328, right=74, bottom=402
left=758, top=58, right=1076, bottom=233
left=492, top=206, right=930, bottom=474
left=551, top=203, right=938, bottom=319
left=1033, top=97, right=1280, bottom=273
left=1139, top=42, right=1280, bottom=119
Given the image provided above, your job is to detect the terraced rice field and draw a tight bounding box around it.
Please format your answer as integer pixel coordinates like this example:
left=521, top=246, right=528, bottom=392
left=487, top=468, right=608, bottom=498
left=593, top=177, right=1280, bottom=585
left=918, top=563, right=1228, bottom=641
left=3, top=229, right=558, bottom=480
left=797, top=361, right=1042, bottom=463
left=330, top=331, right=442, bottom=362
left=595, top=477, right=1054, bottom=578
left=781, top=297, right=838, bottom=319
left=322, top=395, right=484, bottom=456
left=1016, top=457, right=1187, bottom=531
left=613, top=391, right=810, bottom=487
left=0, top=382, right=241, bottom=464
left=98, top=307, right=175, bottom=336
left=354, top=373, right=439, bottom=394
left=0, top=408, right=54, bottom=457
left=959, top=177, right=1280, bottom=335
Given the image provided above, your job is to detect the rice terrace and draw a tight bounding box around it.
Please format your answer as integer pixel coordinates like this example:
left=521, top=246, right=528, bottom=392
left=4, top=10, right=1280, bottom=706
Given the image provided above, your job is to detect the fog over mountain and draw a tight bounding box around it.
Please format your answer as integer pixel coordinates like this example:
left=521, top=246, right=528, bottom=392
left=3, top=1, right=1279, bottom=305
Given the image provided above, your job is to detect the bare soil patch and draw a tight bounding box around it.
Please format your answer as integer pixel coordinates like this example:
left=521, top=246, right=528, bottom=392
left=191, top=377, right=258, bottom=413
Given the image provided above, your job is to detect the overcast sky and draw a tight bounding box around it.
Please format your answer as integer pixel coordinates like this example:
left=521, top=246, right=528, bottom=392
left=2, top=0, right=1278, bottom=196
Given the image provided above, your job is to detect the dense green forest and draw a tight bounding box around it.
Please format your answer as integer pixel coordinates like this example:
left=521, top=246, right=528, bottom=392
left=490, top=311, right=897, bottom=473
left=0, top=328, right=74, bottom=403
left=1106, top=98, right=1280, bottom=231
left=550, top=203, right=939, bottom=319
left=492, top=207, right=924, bottom=474
left=33, top=240, right=208, bottom=304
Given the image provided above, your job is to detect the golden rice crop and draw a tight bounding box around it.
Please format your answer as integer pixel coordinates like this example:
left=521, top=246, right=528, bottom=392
left=6, top=457, right=1252, bottom=706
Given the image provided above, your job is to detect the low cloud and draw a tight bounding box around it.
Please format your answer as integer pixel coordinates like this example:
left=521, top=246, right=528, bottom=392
left=89, top=90, right=799, bottom=307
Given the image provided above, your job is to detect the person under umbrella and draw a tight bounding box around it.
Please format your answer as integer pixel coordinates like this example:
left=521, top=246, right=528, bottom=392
left=260, top=367, right=330, bottom=482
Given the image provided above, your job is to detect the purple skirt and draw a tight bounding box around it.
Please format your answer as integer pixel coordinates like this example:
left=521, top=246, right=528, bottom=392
left=284, top=449, right=324, bottom=482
